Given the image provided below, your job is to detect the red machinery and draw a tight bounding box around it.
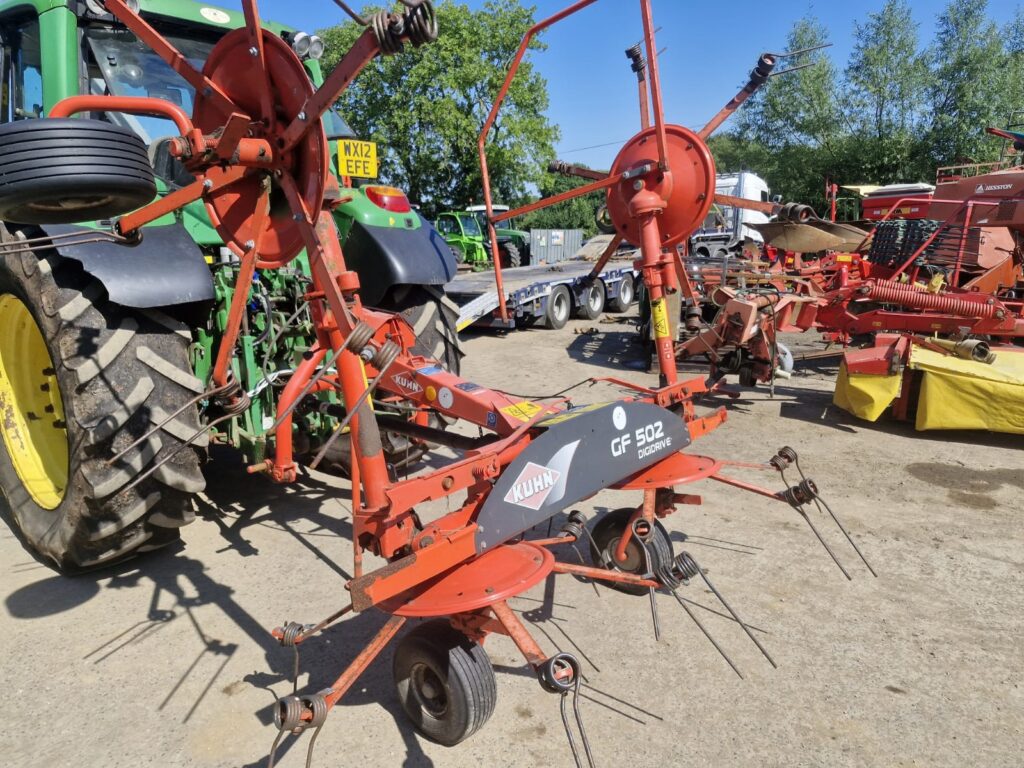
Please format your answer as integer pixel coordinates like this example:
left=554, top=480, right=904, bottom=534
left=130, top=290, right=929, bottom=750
left=12, top=1, right=875, bottom=764
left=677, top=170, right=1024, bottom=404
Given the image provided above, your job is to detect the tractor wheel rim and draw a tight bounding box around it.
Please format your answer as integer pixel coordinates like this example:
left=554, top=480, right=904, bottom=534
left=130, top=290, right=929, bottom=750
left=0, top=295, right=68, bottom=510
left=589, top=288, right=601, bottom=311
left=621, top=280, right=633, bottom=304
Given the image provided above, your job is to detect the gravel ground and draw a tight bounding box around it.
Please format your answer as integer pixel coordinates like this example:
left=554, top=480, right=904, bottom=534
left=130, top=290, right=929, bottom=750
left=1, top=311, right=1021, bottom=768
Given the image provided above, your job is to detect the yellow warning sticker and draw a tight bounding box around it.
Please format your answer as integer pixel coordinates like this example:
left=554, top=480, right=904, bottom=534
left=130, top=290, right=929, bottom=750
left=499, top=401, right=544, bottom=422
left=651, top=298, right=671, bottom=339
left=540, top=402, right=609, bottom=426
left=836, top=254, right=853, bottom=263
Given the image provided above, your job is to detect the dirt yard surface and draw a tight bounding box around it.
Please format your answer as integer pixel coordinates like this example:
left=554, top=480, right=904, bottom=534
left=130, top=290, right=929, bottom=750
left=1, top=312, right=1021, bottom=768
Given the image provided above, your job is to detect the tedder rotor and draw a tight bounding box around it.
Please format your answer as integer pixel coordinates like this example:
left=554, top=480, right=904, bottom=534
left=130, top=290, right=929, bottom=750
left=0, top=0, right=876, bottom=764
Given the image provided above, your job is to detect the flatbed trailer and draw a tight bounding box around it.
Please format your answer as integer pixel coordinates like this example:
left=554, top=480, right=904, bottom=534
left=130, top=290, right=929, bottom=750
left=448, top=257, right=639, bottom=331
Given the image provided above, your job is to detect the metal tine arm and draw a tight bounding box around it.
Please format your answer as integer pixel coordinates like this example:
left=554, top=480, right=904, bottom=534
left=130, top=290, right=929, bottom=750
left=788, top=454, right=877, bottom=577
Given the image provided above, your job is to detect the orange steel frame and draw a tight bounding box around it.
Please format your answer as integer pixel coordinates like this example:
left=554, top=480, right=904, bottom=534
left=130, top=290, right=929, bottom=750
left=55, top=0, right=836, bottom=743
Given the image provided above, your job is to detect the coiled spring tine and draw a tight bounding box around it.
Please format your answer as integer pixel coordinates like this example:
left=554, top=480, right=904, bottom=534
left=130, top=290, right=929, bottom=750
left=680, top=552, right=777, bottom=669
left=787, top=451, right=877, bottom=578
left=779, top=465, right=852, bottom=581
left=668, top=585, right=743, bottom=679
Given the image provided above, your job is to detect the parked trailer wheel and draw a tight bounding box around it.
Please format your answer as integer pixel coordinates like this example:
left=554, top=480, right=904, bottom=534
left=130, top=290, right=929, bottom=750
left=393, top=619, right=497, bottom=746
left=0, top=241, right=205, bottom=570
left=588, top=507, right=674, bottom=595
left=608, top=274, right=634, bottom=313
left=545, top=284, right=572, bottom=329
left=576, top=279, right=605, bottom=320
left=0, top=119, right=156, bottom=224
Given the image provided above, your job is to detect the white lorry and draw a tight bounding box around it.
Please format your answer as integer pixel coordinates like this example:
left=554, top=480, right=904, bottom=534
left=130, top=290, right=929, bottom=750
left=689, top=171, right=774, bottom=258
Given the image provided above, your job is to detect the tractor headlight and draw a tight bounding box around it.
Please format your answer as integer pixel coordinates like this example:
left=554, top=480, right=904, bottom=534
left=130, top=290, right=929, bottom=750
left=307, top=35, right=325, bottom=60
left=291, top=32, right=312, bottom=58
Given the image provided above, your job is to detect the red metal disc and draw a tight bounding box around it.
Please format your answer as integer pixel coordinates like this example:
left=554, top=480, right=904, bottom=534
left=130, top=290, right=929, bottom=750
left=613, top=453, right=721, bottom=490
left=605, top=124, right=716, bottom=248
left=192, top=29, right=326, bottom=263
left=384, top=542, right=554, bottom=617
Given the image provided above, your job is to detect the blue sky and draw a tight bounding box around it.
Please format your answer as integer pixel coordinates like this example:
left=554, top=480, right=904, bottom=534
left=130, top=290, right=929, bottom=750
left=226, top=0, right=1024, bottom=169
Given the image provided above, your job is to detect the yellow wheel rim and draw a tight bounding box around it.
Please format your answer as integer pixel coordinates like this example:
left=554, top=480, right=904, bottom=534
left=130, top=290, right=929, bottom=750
left=0, top=294, right=68, bottom=509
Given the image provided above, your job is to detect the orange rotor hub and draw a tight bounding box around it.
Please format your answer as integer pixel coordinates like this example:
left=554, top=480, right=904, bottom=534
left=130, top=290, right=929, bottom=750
left=605, top=124, right=716, bottom=248
left=193, top=29, right=327, bottom=263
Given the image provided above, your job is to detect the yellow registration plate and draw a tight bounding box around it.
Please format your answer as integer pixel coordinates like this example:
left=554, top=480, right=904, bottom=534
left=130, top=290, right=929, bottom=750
left=338, top=139, right=378, bottom=179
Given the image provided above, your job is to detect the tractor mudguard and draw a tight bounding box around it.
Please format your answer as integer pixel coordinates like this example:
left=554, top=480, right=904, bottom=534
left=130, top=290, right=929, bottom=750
left=475, top=401, right=690, bottom=550
left=38, top=223, right=214, bottom=318
left=342, top=214, right=457, bottom=307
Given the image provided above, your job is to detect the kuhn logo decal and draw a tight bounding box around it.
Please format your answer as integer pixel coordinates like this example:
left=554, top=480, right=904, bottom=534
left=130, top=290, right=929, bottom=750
left=504, top=440, right=580, bottom=510
left=504, top=463, right=561, bottom=510
left=391, top=373, right=422, bottom=394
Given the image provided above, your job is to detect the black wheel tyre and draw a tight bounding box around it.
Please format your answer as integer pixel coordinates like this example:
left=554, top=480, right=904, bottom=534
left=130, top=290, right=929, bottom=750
left=545, top=285, right=571, bottom=330
left=588, top=507, right=674, bottom=595
left=499, top=243, right=521, bottom=269
left=0, top=234, right=205, bottom=570
left=450, top=244, right=465, bottom=264
left=712, top=247, right=730, bottom=260
left=694, top=246, right=711, bottom=259
left=390, top=285, right=463, bottom=375
left=595, top=204, right=616, bottom=235
left=608, top=274, right=634, bottom=313
left=319, top=286, right=463, bottom=475
left=0, top=119, right=156, bottom=224
left=393, top=619, right=497, bottom=746
left=576, top=279, right=605, bottom=320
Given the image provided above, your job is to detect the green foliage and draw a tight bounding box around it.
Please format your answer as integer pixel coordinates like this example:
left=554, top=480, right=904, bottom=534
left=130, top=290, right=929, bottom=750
left=519, top=168, right=603, bottom=237
left=717, top=0, right=1022, bottom=213
left=319, top=0, right=558, bottom=218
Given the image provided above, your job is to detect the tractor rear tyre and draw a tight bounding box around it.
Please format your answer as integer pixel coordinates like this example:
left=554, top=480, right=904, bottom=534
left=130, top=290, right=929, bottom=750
left=545, top=285, right=572, bottom=330
left=0, top=240, right=205, bottom=570
left=576, top=279, right=605, bottom=320
left=499, top=243, right=521, bottom=269
left=588, top=507, right=674, bottom=595
left=318, top=285, right=463, bottom=475
left=0, top=119, right=156, bottom=225
left=608, top=274, right=634, bottom=313
left=393, top=619, right=497, bottom=746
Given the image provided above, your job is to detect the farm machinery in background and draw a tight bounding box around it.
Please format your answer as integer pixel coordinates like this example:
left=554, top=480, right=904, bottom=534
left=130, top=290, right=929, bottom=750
left=436, top=205, right=527, bottom=269
left=0, top=1, right=875, bottom=766
left=674, top=153, right=1024, bottom=434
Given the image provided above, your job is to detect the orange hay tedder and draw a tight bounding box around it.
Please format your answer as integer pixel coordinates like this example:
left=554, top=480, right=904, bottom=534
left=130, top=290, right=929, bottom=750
left=0, top=0, right=875, bottom=764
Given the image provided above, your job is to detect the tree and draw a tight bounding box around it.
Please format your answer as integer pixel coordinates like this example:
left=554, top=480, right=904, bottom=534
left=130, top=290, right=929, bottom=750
left=519, top=167, right=605, bottom=237
left=319, top=0, right=558, bottom=218
left=844, top=0, right=929, bottom=182
left=924, top=0, right=1008, bottom=167
left=735, top=16, right=850, bottom=206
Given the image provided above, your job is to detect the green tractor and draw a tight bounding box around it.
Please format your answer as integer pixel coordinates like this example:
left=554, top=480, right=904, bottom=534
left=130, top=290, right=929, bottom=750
left=0, top=0, right=459, bottom=569
left=436, top=204, right=529, bottom=270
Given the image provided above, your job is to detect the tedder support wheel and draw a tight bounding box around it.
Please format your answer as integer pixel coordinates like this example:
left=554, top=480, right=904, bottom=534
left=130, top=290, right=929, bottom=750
left=588, top=507, right=674, bottom=595
left=0, top=119, right=156, bottom=225
left=576, top=279, right=605, bottom=320
left=393, top=619, right=497, bottom=746
left=545, top=284, right=572, bottom=330
left=608, top=274, right=634, bottom=313
left=0, top=241, right=205, bottom=569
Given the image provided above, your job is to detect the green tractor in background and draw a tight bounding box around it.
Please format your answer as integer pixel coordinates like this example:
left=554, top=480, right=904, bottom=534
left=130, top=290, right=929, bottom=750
left=0, top=0, right=459, bottom=569
left=436, top=204, right=530, bottom=270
